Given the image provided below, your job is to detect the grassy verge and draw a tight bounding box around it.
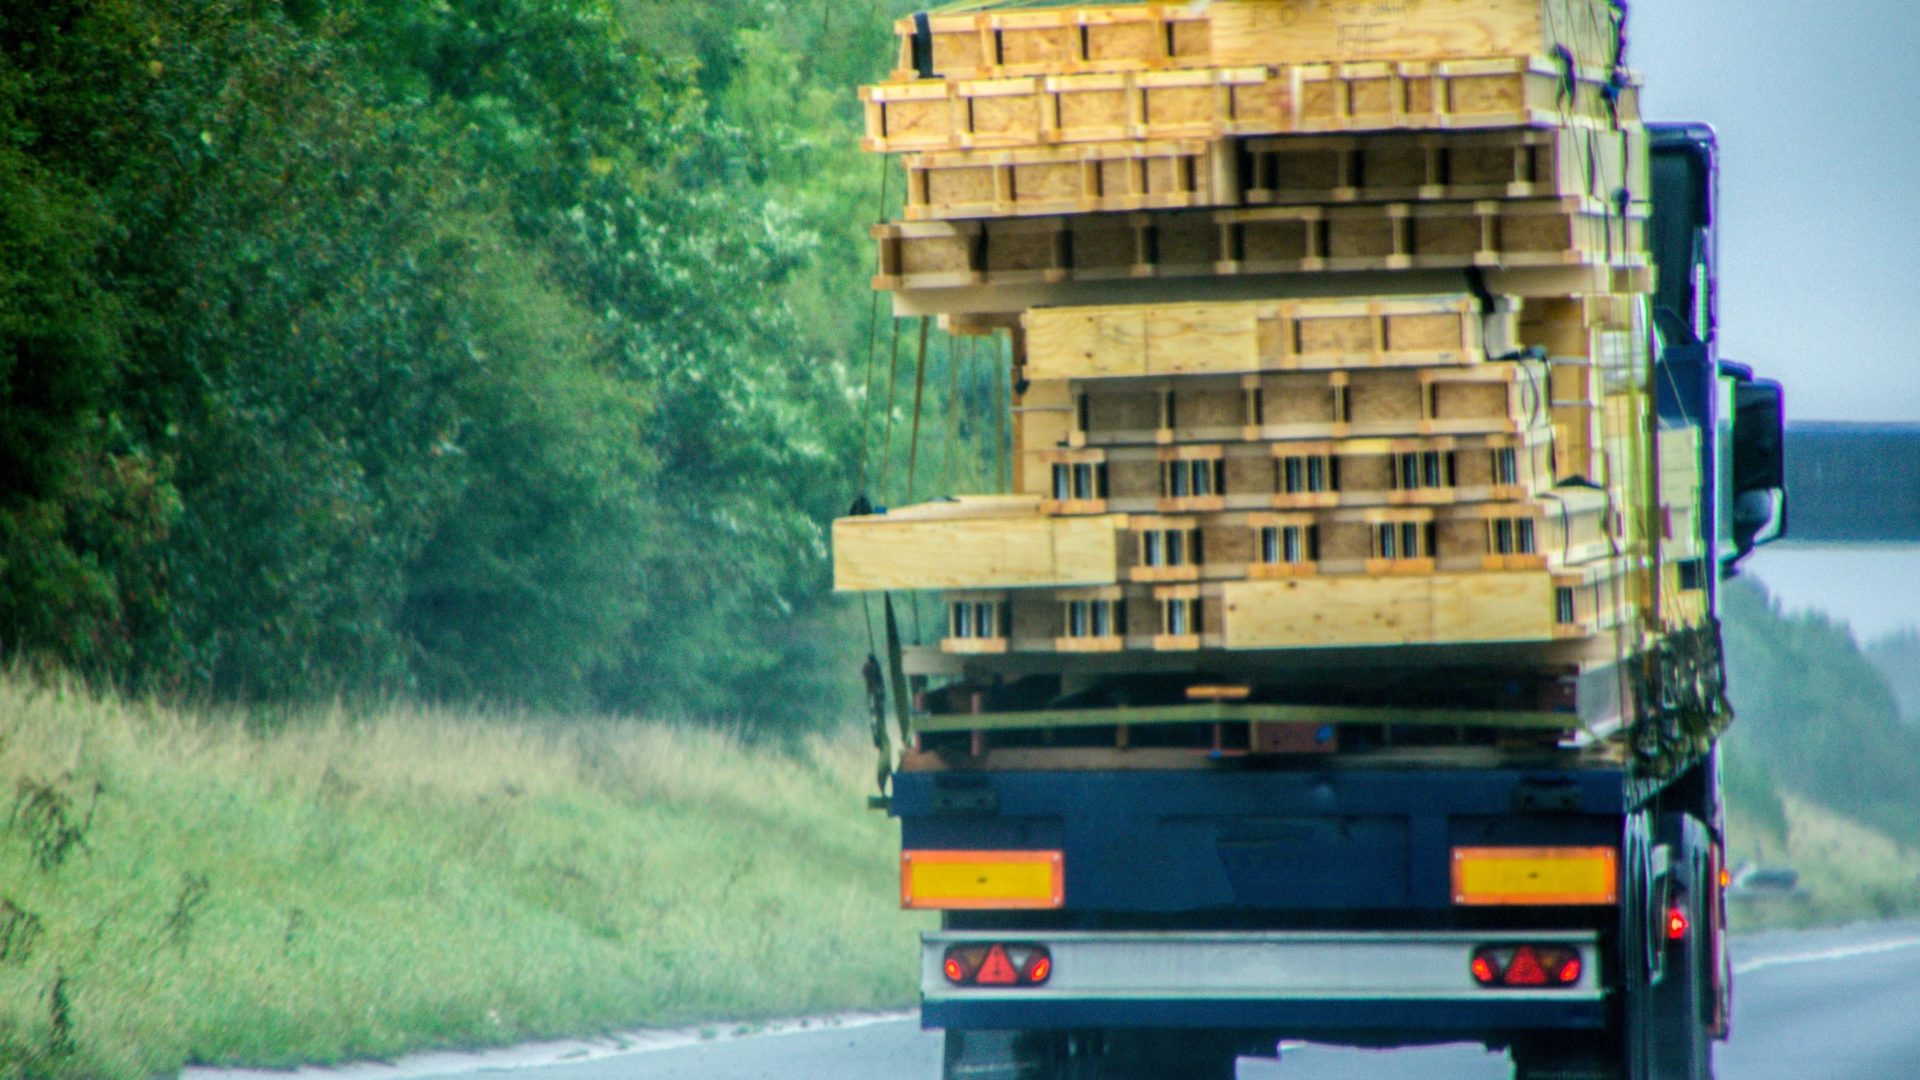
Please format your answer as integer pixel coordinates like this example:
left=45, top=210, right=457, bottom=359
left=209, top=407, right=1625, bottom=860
left=0, top=668, right=923, bottom=1079
left=1726, top=795, right=1920, bottom=931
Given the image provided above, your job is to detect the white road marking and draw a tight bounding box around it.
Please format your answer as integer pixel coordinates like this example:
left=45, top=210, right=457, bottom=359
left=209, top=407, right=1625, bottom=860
left=1733, top=936, right=1920, bottom=976
left=180, top=1010, right=918, bottom=1079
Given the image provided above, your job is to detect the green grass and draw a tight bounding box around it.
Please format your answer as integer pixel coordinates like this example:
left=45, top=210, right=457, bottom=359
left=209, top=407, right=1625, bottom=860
left=0, top=668, right=924, bottom=1079
left=1726, top=795, right=1920, bottom=931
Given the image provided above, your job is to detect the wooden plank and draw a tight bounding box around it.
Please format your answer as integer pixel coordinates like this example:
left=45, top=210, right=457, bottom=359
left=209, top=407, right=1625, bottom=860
left=915, top=700, right=1577, bottom=735
left=1145, top=304, right=1259, bottom=375
left=1208, top=0, right=1616, bottom=68
left=1221, top=571, right=1559, bottom=647
left=1026, top=294, right=1494, bottom=380
left=832, top=505, right=1126, bottom=591
left=890, top=1, right=1625, bottom=82
left=862, top=57, right=1641, bottom=153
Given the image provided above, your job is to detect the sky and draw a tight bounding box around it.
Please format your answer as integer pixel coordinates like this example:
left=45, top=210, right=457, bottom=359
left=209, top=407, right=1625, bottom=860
left=1629, top=0, right=1920, bottom=641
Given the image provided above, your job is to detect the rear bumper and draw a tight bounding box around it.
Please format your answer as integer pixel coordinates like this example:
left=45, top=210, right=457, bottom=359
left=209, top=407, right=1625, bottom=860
left=922, top=930, right=1608, bottom=1034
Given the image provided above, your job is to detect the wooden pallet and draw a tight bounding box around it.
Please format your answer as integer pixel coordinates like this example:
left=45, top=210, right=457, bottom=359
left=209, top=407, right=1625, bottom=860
left=900, top=123, right=1647, bottom=222
left=1029, top=364, right=1556, bottom=442
left=875, top=198, right=1647, bottom=297
left=889, top=1, right=1628, bottom=83
left=864, top=57, right=1641, bottom=154
left=1030, top=438, right=1563, bottom=522
left=907, top=555, right=1628, bottom=654
left=1023, top=294, right=1501, bottom=380
left=902, top=139, right=1236, bottom=221
left=1244, top=124, right=1648, bottom=207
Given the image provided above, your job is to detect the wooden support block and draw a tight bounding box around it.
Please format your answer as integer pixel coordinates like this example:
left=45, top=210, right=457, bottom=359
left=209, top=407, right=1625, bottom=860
left=832, top=498, right=1126, bottom=592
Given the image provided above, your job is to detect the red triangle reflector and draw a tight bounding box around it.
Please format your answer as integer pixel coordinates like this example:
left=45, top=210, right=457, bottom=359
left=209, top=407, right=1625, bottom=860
left=976, top=944, right=1019, bottom=985
left=1505, top=946, right=1549, bottom=986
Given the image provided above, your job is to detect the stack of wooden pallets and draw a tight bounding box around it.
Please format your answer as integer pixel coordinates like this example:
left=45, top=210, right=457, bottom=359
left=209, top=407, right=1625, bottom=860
left=835, top=0, right=1707, bottom=746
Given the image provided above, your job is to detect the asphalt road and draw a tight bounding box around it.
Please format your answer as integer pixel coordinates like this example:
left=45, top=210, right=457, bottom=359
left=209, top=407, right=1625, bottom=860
left=193, top=921, right=1920, bottom=1080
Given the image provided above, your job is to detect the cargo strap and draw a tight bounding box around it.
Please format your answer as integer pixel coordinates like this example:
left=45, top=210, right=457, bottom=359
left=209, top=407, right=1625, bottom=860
left=904, top=316, right=932, bottom=502
left=856, top=157, right=891, bottom=495
left=911, top=12, right=936, bottom=79
left=1609, top=1, right=1630, bottom=70
left=862, top=652, right=890, bottom=792
left=1552, top=45, right=1577, bottom=106
left=877, top=318, right=906, bottom=494
left=883, top=593, right=914, bottom=752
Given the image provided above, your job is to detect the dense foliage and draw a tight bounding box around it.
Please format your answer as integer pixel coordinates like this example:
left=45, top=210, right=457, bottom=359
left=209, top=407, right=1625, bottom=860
left=1865, top=628, right=1920, bottom=727
left=0, top=0, right=959, bottom=725
left=1723, top=578, right=1920, bottom=846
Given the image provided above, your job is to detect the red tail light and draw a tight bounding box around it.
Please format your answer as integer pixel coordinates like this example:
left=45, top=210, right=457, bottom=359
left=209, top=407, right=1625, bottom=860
left=1471, top=944, right=1583, bottom=988
left=1667, top=904, right=1690, bottom=941
left=942, top=943, right=1052, bottom=987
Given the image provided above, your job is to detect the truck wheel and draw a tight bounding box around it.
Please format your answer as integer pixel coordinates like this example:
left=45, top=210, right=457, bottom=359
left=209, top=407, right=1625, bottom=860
left=1645, top=815, right=1715, bottom=1079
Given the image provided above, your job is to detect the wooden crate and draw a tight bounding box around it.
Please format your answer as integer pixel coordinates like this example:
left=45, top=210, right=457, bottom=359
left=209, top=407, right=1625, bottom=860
left=1244, top=124, right=1649, bottom=207
left=1024, top=294, right=1495, bottom=380
left=889, top=1, right=1628, bottom=82
left=903, top=139, right=1237, bottom=221
left=873, top=197, right=1648, bottom=293
left=832, top=496, right=1125, bottom=592
left=862, top=57, right=1642, bottom=153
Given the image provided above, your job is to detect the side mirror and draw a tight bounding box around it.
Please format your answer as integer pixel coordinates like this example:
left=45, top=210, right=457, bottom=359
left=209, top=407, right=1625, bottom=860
left=1728, top=374, right=1787, bottom=559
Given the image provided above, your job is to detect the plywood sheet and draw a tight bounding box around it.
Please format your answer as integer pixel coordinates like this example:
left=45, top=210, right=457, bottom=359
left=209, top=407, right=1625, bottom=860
left=833, top=510, right=1124, bottom=592
left=1221, top=571, right=1558, bottom=648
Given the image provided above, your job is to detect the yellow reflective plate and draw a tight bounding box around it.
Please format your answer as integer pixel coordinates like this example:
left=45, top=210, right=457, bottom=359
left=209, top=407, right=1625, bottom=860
left=1452, top=846, right=1619, bottom=906
left=901, top=850, right=1065, bottom=910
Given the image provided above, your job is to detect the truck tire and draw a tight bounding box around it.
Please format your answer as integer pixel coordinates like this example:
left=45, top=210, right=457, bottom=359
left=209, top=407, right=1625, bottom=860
left=1645, top=814, right=1715, bottom=1079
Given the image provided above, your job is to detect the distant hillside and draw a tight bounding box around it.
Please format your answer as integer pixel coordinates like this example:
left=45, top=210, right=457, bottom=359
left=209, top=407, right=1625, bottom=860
left=1866, top=628, right=1920, bottom=726
left=1722, top=578, right=1920, bottom=847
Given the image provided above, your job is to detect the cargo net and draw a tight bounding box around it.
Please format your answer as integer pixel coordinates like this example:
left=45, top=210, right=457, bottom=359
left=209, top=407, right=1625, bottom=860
left=1628, top=620, right=1732, bottom=781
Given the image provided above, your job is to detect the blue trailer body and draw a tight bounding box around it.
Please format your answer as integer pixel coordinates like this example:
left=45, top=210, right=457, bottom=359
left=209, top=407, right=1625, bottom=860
left=898, top=768, right=1627, bottom=915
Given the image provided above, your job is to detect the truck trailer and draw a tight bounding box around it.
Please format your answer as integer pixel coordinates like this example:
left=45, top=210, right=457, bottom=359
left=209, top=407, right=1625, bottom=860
left=832, top=5, right=1790, bottom=1077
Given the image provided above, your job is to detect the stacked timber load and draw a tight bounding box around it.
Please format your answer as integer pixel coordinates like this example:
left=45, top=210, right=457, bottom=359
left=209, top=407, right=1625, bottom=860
left=835, top=0, right=1715, bottom=763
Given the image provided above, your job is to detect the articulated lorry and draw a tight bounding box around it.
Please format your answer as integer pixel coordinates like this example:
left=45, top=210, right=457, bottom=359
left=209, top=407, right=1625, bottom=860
left=832, top=4, right=1794, bottom=1077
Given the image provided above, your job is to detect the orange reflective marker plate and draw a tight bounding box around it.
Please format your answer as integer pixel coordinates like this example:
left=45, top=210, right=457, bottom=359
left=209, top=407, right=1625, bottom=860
left=901, top=850, right=1065, bottom=910
left=1452, top=846, right=1619, bottom=906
